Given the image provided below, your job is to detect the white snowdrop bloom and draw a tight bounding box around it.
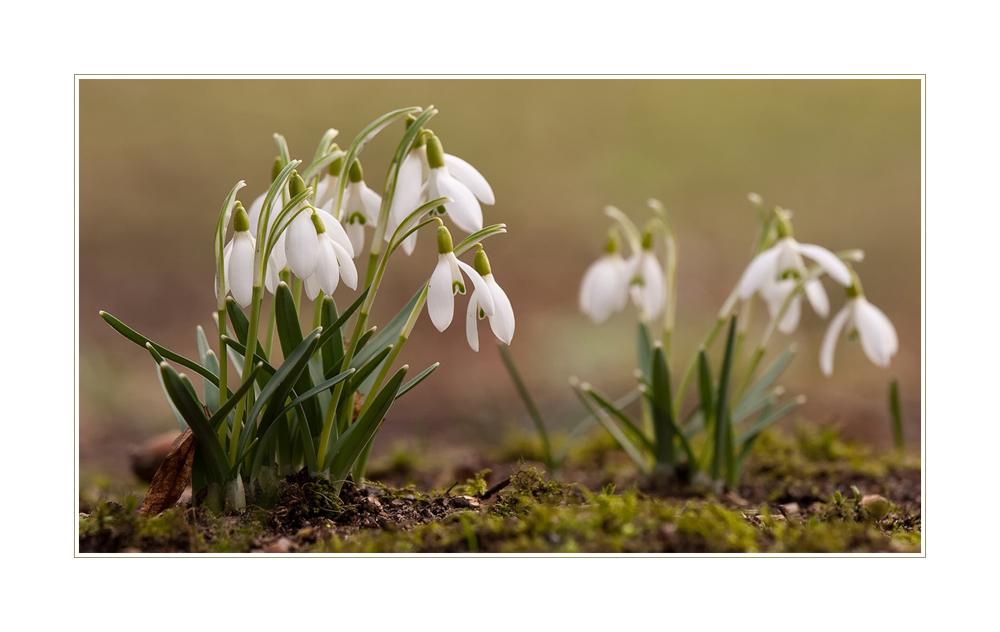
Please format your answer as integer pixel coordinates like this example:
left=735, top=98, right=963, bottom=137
left=314, top=168, right=340, bottom=210
left=757, top=276, right=803, bottom=334
left=625, top=232, right=666, bottom=320
left=820, top=278, right=898, bottom=376
left=421, top=134, right=486, bottom=235
left=579, top=231, right=630, bottom=323
left=340, top=159, right=381, bottom=257
left=386, top=145, right=426, bottom=255
left=247, top=187, right=289, bottom=294
left=465, top=249, right=514, bottom=351
left=736, top=213, right=851, bottom=323
left=427, top=226, right=495, bottom=332
left=299, top=210, right=358, bottom=300
left=216, top=203, right=256, bottom=308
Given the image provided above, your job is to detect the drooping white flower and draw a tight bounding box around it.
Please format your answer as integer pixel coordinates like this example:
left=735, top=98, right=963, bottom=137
left=627, top=248, right=666, bottom=321
left=736, top=212, right=851, bottom=327
left=422, top=134, right=487, bottom=235
left=386, top=145, right=426, bottom=255
left=216, top=202, right=256, bottom=308
left=427, top=226, right=495, bottom=332
left=247, top=187, right=289, bottom=294
left=303, top=209, right=358, bottom=299
left=820, top=278, right=898, bottom=376
left=579, top=231, right=630, bottom=323
left=313, top=159, right=341, bottom=210
left=340, top=159, right=381, bottom=257
left=465, top=249, right=514, bottom=351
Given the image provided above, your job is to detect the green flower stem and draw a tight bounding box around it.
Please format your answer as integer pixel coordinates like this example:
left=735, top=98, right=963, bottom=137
left=498, top=340, right=555, bottom=472
left=312, top=292, right=325, bottom=330
left=648, top=200, right=678, bottom=362
left=217, top=307, right=229, bottom=445
left=229, top=284, right=264, bottom=467
left=292, top=276, right=303, bottom=313
left=351, top=285, right=429, bottom=482
left=264, top=295, right=277, bottom=360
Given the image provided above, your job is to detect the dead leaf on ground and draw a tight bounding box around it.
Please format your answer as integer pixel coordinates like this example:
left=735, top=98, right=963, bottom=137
left=139, top=429, right=195, bottom=516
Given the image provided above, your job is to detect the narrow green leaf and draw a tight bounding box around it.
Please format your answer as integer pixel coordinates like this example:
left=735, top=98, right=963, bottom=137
left=454, top=224, right=507, bottom=257
left=145, top=343, right=187, bottom=431
left=735, top=397, right=804, bottom=446
left=272, top=369, right=355, bottom=421
left=101, top=311, right=220, bottom=386
left=558, top=387, right=643, bottom=464
left=320, top=297, right=344, bottom=378
left=326, top=365, right=409, bottom=479
left=889, top=378, right=904, bottom=450
left=159, top=363, right=229, bottom=482
left=315, top=287, right=370, bottom=352
left=350, top=288, right=423, bottom=370
left=711, top=316, right=738, bottom=481
left=637, top=322, right=653, bottom=378
left=275, top=282, right=322, bottom=432
left=584, top=386, right=656, bottom=456
left=345, top=345, right=394, bottom=394
left=650, top=344, right=677, bottom=465
left=396, top=363, right=439, bottom=400
left=571, top=382, right=650, bottom=475
left=739, top=345, right=795, bottom=412
left=207, top=364, right=263, bottom=433
left=225, top=298, right=269, bottom=362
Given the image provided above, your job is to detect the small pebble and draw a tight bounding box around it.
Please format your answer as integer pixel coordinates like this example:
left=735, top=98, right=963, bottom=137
left=778, top=502, right=800, bottom=515
left=263, top=537, right=294, bottom=553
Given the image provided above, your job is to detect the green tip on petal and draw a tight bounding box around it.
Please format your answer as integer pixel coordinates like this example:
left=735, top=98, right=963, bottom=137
left=774, top=208, right=794, bottom=238
left=233, top=202, right=250, bottom=232
left=846, top=269, right=864, bottom=298
left=605, top=228, right=621, bottom=254
left=289, top=170, right=306, bottom=197
left=641, top=229, right=654, bottom=250
left=310, top=209, right=326, bottom=234
left=437, top=225, right=454, bottom=254
left=271, top=156, right=283, bottom=183
left=474, top=247, right=492, bottom=276
left=348, top=159, right=364, bottom=183
left=425, top=133, right=445, bottom=169
left=328, top=154, right=344, bottom=177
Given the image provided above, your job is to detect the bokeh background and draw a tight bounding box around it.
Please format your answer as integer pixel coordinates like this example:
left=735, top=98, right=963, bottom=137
left=79, top=79, right=921, bottom=481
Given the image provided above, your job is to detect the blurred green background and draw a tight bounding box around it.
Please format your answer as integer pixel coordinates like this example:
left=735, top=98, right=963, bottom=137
left=79, top=79, right=920, bottom=480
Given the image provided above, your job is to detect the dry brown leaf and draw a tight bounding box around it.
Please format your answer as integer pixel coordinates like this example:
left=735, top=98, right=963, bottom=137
left=139, top=428, right=195, bottom=516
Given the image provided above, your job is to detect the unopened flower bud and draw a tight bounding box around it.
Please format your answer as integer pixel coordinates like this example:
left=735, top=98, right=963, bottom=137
left=289, top=170, right=306, bottom=197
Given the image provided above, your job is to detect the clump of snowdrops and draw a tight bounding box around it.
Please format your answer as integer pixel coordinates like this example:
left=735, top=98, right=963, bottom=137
left=568, top=194, right=898, bottom=489
left=101, top=106, right=515, bottom=511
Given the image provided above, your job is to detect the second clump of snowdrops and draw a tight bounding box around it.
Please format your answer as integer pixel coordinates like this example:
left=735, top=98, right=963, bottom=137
left=567, top=194, right=897, bottom=489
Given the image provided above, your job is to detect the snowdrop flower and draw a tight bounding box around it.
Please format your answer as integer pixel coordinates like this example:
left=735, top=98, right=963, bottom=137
left=298, top=209, right=358, bottom=300
left=465, top=248, right=514, bottom=351
left=627, top=231, right=667, bottom=320
left=313, top=150, right=341, bottom=210
left=736, top=210, right=851, bottom=327
left=340, top=159, right=381, bottom=257
left=421, top=133, right=491, bottom=235
left=579, top=230, right=630, bottom=323
left=820, top=275, right=898, bottom=376
left=217, top=202, right=256, bottom=308
left=427, top=226, right=494, bottom=332
left=386, top=142, right=426, bottom=255
left=247, top=184, right=289, bottom=294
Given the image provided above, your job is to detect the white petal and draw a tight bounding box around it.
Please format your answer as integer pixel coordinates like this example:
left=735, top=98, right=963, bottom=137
left=247, top=192, right=266, bottom=235
left=638, top=253, right=666, bottom=319
left=820, top=304, right=852, bottom=376
left=229, top=232, right=256, bottom=308
left=736, top=246, right=782, bottom=299
left=434, top=170, right=483, bottom=233
left=269, top=230, right=287, bottom=271
left=284, top=212, right=319, bottom=279
left=854, top=298, right=898, bottom=367
left=330, top=240, right=358, bottom=290
left=264, top=254, right=281, bottom=294
left=400, top=231, right=418, bottom=256
left=317, top=206, right=355, bottom=258
left=484, top=275, right=514, bottom=344
left=315, top=174, right=338, bottom=209
left=444, top=154, right=495, bottom=205
left=315, top=238, right=340, bottom=296
left=360, top=185, right=382, bottom=226
left=580, top=256, right=626, bottom=322
left=465, top=292, right=481, bottom=352
left=387, top=151, right=425, bottom=242
left=427, top=256, right=455, bottom=331
left=777, top=294, right=802, bottom=334
left=804, top=278, right=830, bottom=318
left=797, top=242, right=852, bottom=287
left=304, top=274, right=321, bottom=301
left=456, top=260, right=495, bottom=316
left=346, top=221, right=365, bottom=257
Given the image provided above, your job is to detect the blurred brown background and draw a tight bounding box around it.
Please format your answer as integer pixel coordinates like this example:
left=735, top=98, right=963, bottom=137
left=79, top=79, right=921, bottom=481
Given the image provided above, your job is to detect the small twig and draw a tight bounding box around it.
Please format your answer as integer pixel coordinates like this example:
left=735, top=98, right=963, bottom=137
left=443, top=482, right=458, bottom=496
left=479, top=477, right=512, bottom=500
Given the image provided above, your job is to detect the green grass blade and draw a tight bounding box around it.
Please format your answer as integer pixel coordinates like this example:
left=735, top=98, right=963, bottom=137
left=207, top=363, right=263, bottom=433
left=637, top=322, right=653, bottom=378
left=345, top=345, right=393, bottom=394
left=557, top=387, right=642, bottom=464
left=650, top=344, right=677, bottom=465
left=735, top=396, right=804, bottom=446
left=272, top=369, right=355, bottom=421
left=738, top=345, right=795, bottom=412
left=145, top=343, right=188, bottom=431
left=320, top=297, right=344, bottom=378
left=315, top=287, right=370, bottom=351
left=350, top=288, right=423, bottom=371
left=225, top=298, right=269, bottom=363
